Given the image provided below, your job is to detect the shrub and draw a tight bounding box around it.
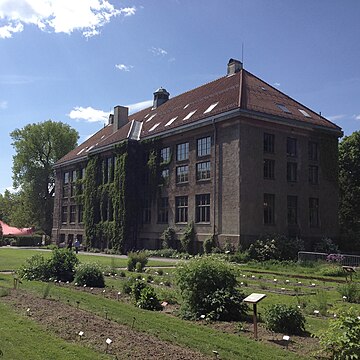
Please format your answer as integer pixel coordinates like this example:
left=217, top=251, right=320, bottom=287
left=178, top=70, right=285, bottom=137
left=265, top=304, right=305, bottom=335
left=161, top=227, right=176, bottom=249
left=131, top=280, right=148, bottom=302
left=48, top=248, right=79, bottom=282
left=229, top=250, right=250, bottom=263
left=18, top=254, right=52, bottom=281
left=136, top=286, right=162, bottom=311
left=127, top=251, right=148, bottom=272
left=11, top=235, right=43, bottom=247
left=318, top=307, right=360, bottom=359
left=176, top=256, right=247, bottom=320
left=314, top=237, right=339, bottom=253
left=203, top=235, right=217, bottom=254
left=319, top=264, right=344, bottom=277
left=74, top=263, right=105, bottom=287
left=122, top=277, right=135, bottom=294
left=338, top=282, right=360, bottom=303
left=180, top=222, right=195, bottom=253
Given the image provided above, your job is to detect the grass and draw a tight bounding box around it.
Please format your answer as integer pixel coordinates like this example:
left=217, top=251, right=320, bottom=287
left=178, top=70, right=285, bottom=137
left=0, top=301, right=110, bottom=360
left=0, top=275, right=305, bottom=360
left=0, top=247, right=177, bottom=271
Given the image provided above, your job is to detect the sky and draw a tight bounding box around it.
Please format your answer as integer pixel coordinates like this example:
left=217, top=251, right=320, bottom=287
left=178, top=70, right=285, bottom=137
left=0, top=0, right=360, bottom=194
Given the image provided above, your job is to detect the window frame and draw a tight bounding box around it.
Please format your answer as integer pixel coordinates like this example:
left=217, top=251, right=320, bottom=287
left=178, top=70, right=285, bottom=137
left=287, top=195, right=298, bottom=225
left=175, top=196, right=188, bottom=223
left=160, top=147, right=171, bottom=163
left=286, top=137, right=297, bottom=157
left=287, top=162, right=298, bottom=182
left=264, top=193, right=275, bottom=225
left=309, top=165, right=319, bottom=185
left=61, top=206, right=68, bottom=224
left=176, top=142, right=189, bottom=162
left=176, top=165, right=189, bottom=184
left=197, top=136, right=211, bottom=157
left=157, top=197, right=169, bottom=223
left=196, top=161, right=211, bottom=181
left=264, top=133, right=275, bottom=153
left=70, top=205, right=76, bottom=223
left=308, top=141, right=318, bottom=161
left=195, top=194, right=211, bottom=223
left=264, top=159, right=275, bottom=179
left=309, top=197, right=320, bottom=227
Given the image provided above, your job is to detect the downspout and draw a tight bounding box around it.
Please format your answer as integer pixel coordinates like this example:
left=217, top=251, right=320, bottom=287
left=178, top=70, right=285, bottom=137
left=212, top=119, right=217, bottom=236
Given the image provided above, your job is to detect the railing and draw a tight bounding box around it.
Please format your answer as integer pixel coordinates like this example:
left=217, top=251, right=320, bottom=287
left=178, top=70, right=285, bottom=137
left=298, top=251, right=360, bottom=267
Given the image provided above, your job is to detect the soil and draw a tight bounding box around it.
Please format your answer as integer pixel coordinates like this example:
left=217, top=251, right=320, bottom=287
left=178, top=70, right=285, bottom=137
left=1, top=289, right=211, bottom=360
left=0, top=286, right=322, bottom=359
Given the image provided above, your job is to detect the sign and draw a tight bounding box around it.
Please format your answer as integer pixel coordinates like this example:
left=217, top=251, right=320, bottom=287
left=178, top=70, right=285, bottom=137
left=243, top=293, right=266, bottom=304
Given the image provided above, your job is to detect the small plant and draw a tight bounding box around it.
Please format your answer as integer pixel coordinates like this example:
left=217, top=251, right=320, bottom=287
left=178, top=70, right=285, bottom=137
left=136, top=286, right=162, bottom=311
left=161, top=227, right=176, bottom=249
left=315, top=290, right=329, bottom=315
left=265, top=304, right=305, bottom=335
left=180, top=222, right=195, bottom=253
left=338, top=282, right=360, bottom=303
left=42, top=283, right=52, bottom=299
left=47, top=248, right=79, bottom=282
left=74, top=263, right=105, bottom=287
left=131, top=280, right=148, bottom=302
left=157, top=269, right=164, bottom=276
left=122, top=277, right=135, bottom=294
left=314, top=237, right=339, bottom=253
left=326, top=253, right=344, bottom=263
left=0, top=288, right=9, bottom=297
left=317, top=307, right=360, bottom=359
left=203, top=235, right=217, bottom=254
left=18, top=254, right=52, bottom=281
left=127, top=251, right=148, bottom=272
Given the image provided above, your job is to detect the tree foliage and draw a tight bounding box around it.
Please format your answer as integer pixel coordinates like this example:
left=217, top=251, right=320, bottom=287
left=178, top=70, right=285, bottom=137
left=339, top=131, right=360, bottom=251
left=10, top=120, right=78, bottom=234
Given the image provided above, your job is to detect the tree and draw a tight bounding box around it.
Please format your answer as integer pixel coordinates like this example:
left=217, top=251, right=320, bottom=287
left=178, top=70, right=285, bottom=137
left=339, top=131, right=360, bottom=251
left=11, top=120, right=78, bottom=234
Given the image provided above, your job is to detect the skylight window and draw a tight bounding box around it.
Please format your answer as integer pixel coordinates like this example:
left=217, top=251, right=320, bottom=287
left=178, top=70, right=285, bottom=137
left=85, top=145, right=94, bottom=153
left=183, top=110, right=197, bottom=120
left=149, top=123, right=160, bottom=132
left=276, top=104, right=291, bottom=113
left=165, top=116, right=178, bottom=127
left=77, top=148, right=85, bottom=155
left=204, top=102, right=219, bottom=114
left=183, top=104, right=189, bottom=109
left=146, top=113, right=157, bottom=122
left=144, top=113, right=150, bottom=118
left=101, top=135, right=105, bottom=139
left=298, top=109, right=311, bottom=118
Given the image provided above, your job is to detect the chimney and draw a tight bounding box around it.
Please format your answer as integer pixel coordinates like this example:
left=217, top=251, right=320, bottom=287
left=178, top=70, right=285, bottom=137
left=108, top=114, right=114, bottom=125
left=153, top=87, right=169, bottom=109
left=113, top=105, right=128, bottom=133
left=227, top=58, right=243, bottom=76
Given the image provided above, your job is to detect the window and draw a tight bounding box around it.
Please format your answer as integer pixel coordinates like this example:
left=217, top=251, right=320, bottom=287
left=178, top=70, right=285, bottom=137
left=287, top=137, right=297, bottom=157
left=61, top=206, right=68, bottom=224
left=78, top=205, right=83, bottom=223
left=287, top=162, right=297, bottom=182
left=72, top=170, right=77, bottom=182
left=160, top=147, right=171, bottom=163
left=143, top=198, right=151, bottom=224
left=276, top=104, right=291, bottom=113
left=264, top=194, right=275, bottom=225
left=287, top=196, right=298, bottom=225
left=264, top=159, right=275, bottom=179
left=176, top=142, right=189, bottom=161
left=107, top=157, right=114, bottom=182
left=63, top=172, right=70, bottom=184
left=197, top=136, right=211, bottom=157
left=70, top=171, right=77, bottom=197
left=161, top=168, right=169, bottom=185
left=62, top=184, right=69, bottom=198
left=63, top=171, right=70, bottom=198
left=196, top=194, right=210, bottom=223
left=309, top=165, right=319, bottom=185
left=157, top=197, right=169, bottom=223
left=308, top=141, right=318, bottom=161
left=176, top=165, right=189, bottom=183
left=309, top=198, right=319, bottom=227
left=70, top=205, right=76, bottom=223
left=81, top=167, right=86, bottom=179
left=196, top=161, right=211, bottom=180
left=175, top=196, right=188, bottom=223
left=264, top=133, right=275, bottom=153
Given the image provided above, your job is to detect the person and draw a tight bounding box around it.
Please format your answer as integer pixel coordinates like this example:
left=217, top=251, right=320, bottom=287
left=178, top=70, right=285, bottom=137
left=74, top=237, right=80, bottom=254
left=67, top=238, right=73, bottom=250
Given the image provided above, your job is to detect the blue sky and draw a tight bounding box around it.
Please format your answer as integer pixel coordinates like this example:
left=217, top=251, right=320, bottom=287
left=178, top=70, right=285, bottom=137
left=0, top=0, right=359, bottom=194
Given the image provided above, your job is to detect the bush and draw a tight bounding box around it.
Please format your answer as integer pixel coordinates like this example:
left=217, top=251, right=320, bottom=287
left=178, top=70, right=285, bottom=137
left=318, top=307, right=360, bottom=359
left=248, top=234, right=304, bottom=261
left=203, top=235, right=217, bottom=254
left=265, top=304, right=305, bottom=335
left=7, top=235, right=43, bottom=247
left=314, top=237, right=339, bottom=253
left=127, top=251, right=148, bottom=272
left=176, top=256, right=247, bottom=320
left=161, top=227, right=176, bottom=249
left=319, top=264, right=344, bottom=277
left=229, top=250, right=250, bottom=263
left=48, top=248, right=79, bottom=282
left=136, top=286, right=162, bottom=311
left=131, top=280, right=148, bottom=301
left=18, top=254, right=52, bottom=281
left=338, top=282, right=360, bottom=303
left=180, top=222, right=195, bottom=253
left=74, top=263, right=105, bottom=287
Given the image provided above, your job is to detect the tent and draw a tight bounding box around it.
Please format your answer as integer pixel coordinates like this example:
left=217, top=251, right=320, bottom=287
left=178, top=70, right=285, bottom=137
left=0, top=220, right=34, bottom=236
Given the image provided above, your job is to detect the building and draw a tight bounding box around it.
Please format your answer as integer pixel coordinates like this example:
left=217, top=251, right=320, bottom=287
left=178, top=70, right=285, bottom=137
left=52, top=59, right=343, bottom=252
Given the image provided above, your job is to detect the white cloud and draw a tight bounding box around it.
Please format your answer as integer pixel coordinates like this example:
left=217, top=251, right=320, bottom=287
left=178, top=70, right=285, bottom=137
left=327, top=114, right=346, bottom=121
left=273, top=82, right=281, bottom=87
left=127, top=99, right=152, bottom=114
left=0, top=1, right=136, bottom=39
left=0, top=100, right=8, bottom=109
left=150, top=47, right=168, bottom=56
left=68, top=106, right=110, bottom=123
left=115, top=63, right=133, bottom=72
left=353, top=114, right=360, bottom=121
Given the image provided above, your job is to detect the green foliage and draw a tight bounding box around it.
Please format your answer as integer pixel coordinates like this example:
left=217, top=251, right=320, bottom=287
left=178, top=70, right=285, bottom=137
left=339, top=131, right=360, bottom=251
left=318, top=264, right=344, bottom=277
left=180, top=221, right=195, bottom=253
left=161, top=227, right=176, bottom=249
left=338, top=282, right=360, bottom=303
left=313, top=237, right=339, bottom=253
left=318, top=307, right=360, bottom=359
left=203, top=235, right=217, bottom=254
left=228, top=250, right=250, bottom=263
left=18, top=254, right=52, bottom=281
left=176, top=256, right=247, bottom=320
left=19, top=249, right=78, bottom=282
left=7, top=235, right=42, bottom=247
left=264, top=304, right=305, bottom=335
left=10, top=120, right=78, bottom=234
left=127, top=251, right=148, bottom=272
left=248, top=234, right=304, bottom=261
left=74, top=263, right=105, bottom=287
left=136, top=286, right=162, bottom=311
left=130, top=280, right=148, bottom=302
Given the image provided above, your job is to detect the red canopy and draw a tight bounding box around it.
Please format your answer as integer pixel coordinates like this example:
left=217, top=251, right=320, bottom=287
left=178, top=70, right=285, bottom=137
left=0, top=220, right=34, bottom=236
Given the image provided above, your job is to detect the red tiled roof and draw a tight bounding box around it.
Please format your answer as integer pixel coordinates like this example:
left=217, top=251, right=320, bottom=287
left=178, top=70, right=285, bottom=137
left=56, top=68, right=342, bottom=166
